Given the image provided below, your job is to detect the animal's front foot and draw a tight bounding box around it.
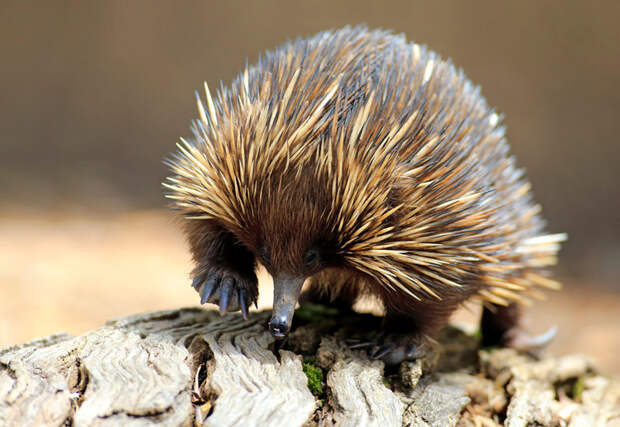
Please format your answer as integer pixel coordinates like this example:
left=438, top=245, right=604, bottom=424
left=192, top=268, right=258, bottom=319
left=349, top=333, right=437, bottom=366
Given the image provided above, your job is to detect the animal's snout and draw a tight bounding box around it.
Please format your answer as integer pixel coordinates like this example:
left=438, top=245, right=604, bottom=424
left=270, top=275, right=306, bottom=339
left=268, top=315, right=291, bottom=338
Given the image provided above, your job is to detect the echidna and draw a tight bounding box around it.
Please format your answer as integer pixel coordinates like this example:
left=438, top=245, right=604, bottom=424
left=164, top=26, right=565, bottom=364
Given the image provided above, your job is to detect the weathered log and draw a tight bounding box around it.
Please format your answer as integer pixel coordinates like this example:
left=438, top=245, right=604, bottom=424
left=1, top=307, right=618, bottom=426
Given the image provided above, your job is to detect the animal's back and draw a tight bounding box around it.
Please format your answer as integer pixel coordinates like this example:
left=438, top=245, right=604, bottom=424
left=166, top=26, right=565, bottom=364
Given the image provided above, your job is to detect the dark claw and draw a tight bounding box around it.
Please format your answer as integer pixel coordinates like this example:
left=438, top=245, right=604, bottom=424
left=219, top=276, right=234, bottom=314
left=191, top=276, right=203, bottom=291
left=348, top=341, right=376, bottom=349
left=371, top=344, right=395, bottom=360
left=200, top=276, right=218, bottom=305
left=405, top=344, right=419, bottom=359
left=192, top=269, right=258, bottom=318
left=239, top=287, right=249, bottom=320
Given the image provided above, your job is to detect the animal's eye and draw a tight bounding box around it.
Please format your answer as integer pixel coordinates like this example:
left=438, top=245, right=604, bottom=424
left=303, top=249, right=320, bottom=268
left=259, top=245, right=271, bottom=264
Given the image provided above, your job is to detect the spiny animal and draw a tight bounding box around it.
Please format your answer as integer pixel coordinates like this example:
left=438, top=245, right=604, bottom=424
left=164, top=26, right=566, bottom=364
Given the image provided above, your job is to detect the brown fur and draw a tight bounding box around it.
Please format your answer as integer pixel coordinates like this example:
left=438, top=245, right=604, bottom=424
left=164, top=26, right=565, bottom=344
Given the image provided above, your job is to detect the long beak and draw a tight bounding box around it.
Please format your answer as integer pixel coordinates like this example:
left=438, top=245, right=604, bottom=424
left=269, top=275, right=305, bottom=339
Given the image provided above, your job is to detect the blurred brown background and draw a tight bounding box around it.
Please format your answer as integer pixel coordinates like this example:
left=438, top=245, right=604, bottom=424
left=1, top=2, right=618, bottom=373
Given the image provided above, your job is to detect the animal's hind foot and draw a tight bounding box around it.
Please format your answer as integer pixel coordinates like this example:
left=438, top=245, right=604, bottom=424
left=481, top=302, right=556, bottom=353
left=347, top=332, right=438, bottom=365
left=504, top=326, right=557, bottom=353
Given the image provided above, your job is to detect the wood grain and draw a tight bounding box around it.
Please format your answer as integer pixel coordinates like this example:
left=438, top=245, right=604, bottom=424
left=1, top=308, right=618, bottom=426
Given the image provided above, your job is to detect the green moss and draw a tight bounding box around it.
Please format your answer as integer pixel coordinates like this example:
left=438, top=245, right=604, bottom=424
left=302, top=361, right=324, bottom=397
left=295, top=303, right=339, bottom=323
left=572, top=377, right=585, bottom=400
left=471, top=328, right=483, bottom=340
left=304, top=356, right=317, bottom=365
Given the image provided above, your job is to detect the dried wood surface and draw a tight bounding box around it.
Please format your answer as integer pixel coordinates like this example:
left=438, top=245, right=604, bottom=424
left=1, top=307, right=618, bottom=426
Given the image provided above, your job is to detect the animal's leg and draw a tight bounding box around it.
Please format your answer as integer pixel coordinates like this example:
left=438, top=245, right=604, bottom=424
left=186, top=221, right=258, bottom=318
left=363, top=300, right=456, bottom=365
left=481, top=302, right=556, bottom=351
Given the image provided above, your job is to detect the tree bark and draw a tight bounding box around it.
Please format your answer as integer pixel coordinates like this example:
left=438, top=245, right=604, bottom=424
left=0, top=307, right=618, bottom=426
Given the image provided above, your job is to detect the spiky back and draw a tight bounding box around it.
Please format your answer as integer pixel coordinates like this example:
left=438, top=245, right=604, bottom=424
left=165, top=26, right=565, bottom=304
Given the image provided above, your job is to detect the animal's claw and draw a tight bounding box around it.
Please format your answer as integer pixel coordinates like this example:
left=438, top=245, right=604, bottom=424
left=219, top=276, right=234, bottom=314
left=371, top=344, right=395, bottom=360
left=346, top=333, right=435, bottom=365
left=191, top=276, right=202, bottom=291
left=239, top=287, right=249, bottom=320
left=200, top=276, right=218, bottom=305
left=347, top=341, right=376, bottom=349
left=192, top=269, right=257, bottom=317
